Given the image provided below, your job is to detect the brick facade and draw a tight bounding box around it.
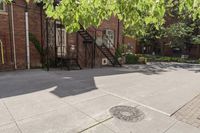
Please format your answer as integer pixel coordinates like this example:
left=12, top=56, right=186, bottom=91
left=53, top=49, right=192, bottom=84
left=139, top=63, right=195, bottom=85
left=0, top=1, right=124, bottom=70
left=0, top=0, right=43, bottom=70
left=122, top=36, right=140, bottom=54
left=0, top=4, right=13, bottom=71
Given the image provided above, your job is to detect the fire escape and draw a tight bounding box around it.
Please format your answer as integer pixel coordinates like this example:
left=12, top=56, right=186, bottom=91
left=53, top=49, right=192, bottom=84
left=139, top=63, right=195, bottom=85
left=78, top=25, right=121, bottom=67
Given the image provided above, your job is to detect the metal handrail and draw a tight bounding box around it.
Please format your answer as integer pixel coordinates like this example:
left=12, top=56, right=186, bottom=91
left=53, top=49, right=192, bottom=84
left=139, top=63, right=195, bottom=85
left=81, top=26, right=121, bottom=66
left=78, top=24, right=121, bottom=66
left=0, top=39, right=5, bottom=64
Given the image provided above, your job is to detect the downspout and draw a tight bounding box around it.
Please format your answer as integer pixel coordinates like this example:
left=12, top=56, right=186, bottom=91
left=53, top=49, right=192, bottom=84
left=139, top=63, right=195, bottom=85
left=0, top=40, right=4, bottom=64
left=39, top=4, right=43, bottom=67
left=117, top=18, right=120, bottom=48
left=25, top=3, right=30, bottom=69
left=11, top=3, right=17, bottom=69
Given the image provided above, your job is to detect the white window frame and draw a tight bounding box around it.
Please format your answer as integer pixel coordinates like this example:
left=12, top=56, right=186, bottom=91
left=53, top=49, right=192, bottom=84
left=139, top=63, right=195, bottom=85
left=0, top=2, right=5, bottom=12
left=56, top=27, right=67, bottom=57
left=103, top=29, right=115, bottom=49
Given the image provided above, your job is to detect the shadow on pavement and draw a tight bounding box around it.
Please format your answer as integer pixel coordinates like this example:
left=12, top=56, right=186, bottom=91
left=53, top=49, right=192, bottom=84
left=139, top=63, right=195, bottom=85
left=0, top=62, right=199, bottom=99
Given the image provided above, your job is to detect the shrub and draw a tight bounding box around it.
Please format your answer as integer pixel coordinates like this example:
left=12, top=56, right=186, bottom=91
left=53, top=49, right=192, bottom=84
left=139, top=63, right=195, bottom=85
left=115, top=44, right=127, bottom=59
left=198, top=59, right=200, bottom=64
left=138, top=57, right=147, bottom=64
left=125, top=54, right=139, bottom=64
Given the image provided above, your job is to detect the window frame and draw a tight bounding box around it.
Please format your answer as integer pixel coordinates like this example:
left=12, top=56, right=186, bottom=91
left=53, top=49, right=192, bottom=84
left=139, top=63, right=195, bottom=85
left=0, top=2, right=6, bottom=12
left=103, top=29, right=115, bottom=49
left=56, top=28, right=67, bottom=56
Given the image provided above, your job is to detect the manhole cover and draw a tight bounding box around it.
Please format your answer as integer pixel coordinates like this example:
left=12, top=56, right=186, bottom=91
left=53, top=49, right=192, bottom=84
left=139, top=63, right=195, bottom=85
left=109, top=105, right=145, bottom=122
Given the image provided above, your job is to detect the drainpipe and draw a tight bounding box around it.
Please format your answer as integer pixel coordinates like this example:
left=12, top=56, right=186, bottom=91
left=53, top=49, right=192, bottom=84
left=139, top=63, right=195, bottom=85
left=0, top=40, right=4, bottom=64
left=117, top=18, right=120, bottom=48
left=11, top=3, right=17, bottom=69
left=25, top=3, right=30, bottom=69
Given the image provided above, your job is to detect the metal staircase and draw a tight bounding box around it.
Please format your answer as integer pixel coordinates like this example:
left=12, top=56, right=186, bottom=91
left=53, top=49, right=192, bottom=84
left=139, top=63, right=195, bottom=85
left=78, top=26, right=121, bottom=67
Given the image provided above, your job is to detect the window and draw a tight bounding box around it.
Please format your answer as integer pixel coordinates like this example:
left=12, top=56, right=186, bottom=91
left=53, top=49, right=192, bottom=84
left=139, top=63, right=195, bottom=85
left=56, top=28, right=67, bottom=57
left=55, top=21, right=67, bottom=57
left=103, top=29, right=115, bottom=48
left=0, top=2, right=5, bottom=12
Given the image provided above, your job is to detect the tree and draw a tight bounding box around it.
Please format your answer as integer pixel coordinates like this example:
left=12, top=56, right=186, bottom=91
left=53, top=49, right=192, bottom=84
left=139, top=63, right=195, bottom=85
left=164, top=0, right=200, bottom=54
left=1, top=0, right=199, bottom=37
left=165, top=23, right=194, bottom=53
left=135, top=0, right=200, bottom=56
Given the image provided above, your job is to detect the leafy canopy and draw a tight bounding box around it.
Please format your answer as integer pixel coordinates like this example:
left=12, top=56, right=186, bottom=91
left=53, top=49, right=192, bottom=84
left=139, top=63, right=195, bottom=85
left=1, top=0, right=199, bottom=36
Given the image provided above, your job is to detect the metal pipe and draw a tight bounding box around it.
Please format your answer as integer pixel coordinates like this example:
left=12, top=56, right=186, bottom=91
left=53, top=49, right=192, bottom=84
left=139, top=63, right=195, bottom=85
left=25, top=2, right=30, bottom=69
left=0, top=40, right=4, bottom=64
left=11, top=3, right=17, bottom=69
left=40, top=5, right=44, bottom=68
left=60, top=21, right=64, bottom=70
left=76, top=32, right=78, bottom=59
left=117, top=18, right=120, bottom=48
left=94, top=30, right=96, bottom=67
left=54, top=21, right=57, bottom=66
left=46, top=18, right=49, bottom=71
left=8, top=4, right=14, bottom=65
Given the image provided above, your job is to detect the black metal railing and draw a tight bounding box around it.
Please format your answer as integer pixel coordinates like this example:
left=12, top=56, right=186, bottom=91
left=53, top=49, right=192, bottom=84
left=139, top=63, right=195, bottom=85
left=78, top=25, right=121, bottom=67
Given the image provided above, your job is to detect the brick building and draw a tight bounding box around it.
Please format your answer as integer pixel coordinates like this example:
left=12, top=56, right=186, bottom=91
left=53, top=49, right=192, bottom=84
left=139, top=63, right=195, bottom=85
left=0, top=1, right=43, bottom=70
left=0, top=0, right=138, bottom=71
left=123, top=36, right=140, bottom=54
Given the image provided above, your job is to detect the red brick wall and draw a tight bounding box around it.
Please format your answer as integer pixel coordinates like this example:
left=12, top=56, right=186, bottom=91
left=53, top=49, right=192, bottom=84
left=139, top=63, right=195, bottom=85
left=123, top=36, right=140, bottom=54
left=0, top=1, right=42, bottom=70
left=67, top=16, right=123, bottom=68
left=13, top=0, right=26, bottom=69
left=28, top=1, right=42, bottom=67
left=95, top=16, right=123, bottom=67
left=0, top=4, right=14, bottom=70
left=13, top=0, right=41, bottom=69
left=0, top=2, right=123, bottom=70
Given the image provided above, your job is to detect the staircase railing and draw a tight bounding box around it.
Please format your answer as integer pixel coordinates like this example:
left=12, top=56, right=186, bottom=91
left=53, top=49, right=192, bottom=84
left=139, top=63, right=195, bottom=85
left=79, top=25, right=121, bottom=66
left=91, top=27, right=121, bottom=66
left=96, top=40, right=118, bottom=65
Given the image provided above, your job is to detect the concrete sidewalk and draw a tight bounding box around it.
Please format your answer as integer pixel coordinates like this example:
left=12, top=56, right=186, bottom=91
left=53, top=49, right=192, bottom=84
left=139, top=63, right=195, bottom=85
left=0, top=62, right=200, bottom=133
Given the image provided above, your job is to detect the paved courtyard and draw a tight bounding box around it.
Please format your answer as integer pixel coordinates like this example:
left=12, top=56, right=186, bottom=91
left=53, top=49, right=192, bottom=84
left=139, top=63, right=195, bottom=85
left=0, top=62, right=200, bottom=133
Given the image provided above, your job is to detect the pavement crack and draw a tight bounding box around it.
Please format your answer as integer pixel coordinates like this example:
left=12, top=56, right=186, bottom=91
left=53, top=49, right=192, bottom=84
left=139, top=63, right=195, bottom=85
left=2, top=101, right=23, bottom=133
left=163, top=120, right=177, bottom=133
left=78, top=116, right=114, bottom=133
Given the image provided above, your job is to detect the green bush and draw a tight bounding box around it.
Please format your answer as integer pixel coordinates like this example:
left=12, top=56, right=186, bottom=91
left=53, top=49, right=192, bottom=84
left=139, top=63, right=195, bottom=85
left=115, top=44, right=127, bottom=59
left=125, top=54, right=139, bottom=64
left=198, top=59, right=200, bottom=64
left=138, top=54, right=200, bottom=64
left=138, top=57, right=147, bottom=64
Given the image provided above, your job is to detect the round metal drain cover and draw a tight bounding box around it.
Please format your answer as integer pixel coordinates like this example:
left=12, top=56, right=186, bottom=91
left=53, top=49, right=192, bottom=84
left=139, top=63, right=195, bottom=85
left=109, top=105, right=145, bottom=122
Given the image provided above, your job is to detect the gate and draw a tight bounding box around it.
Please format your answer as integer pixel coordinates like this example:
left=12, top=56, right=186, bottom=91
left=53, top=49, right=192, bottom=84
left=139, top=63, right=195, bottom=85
left=43, top=18, right=81, bottom=70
